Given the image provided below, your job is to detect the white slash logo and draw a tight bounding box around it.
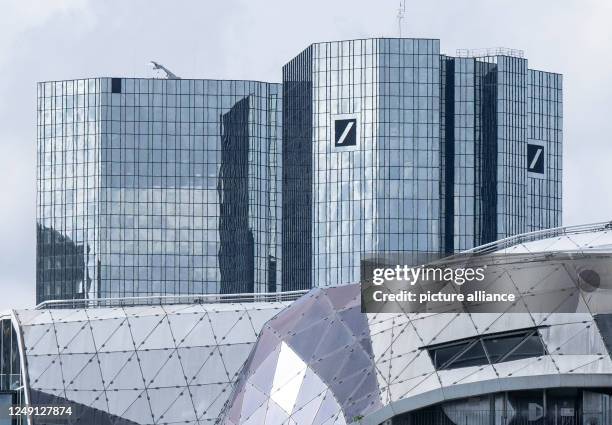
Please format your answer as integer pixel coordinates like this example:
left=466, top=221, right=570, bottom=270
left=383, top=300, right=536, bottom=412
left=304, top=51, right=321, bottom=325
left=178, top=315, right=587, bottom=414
left=527, top=144, right=544, bottom=174
left=529, top=148, right=542, bottom=169
left=334, top=119, right=357, bottom=147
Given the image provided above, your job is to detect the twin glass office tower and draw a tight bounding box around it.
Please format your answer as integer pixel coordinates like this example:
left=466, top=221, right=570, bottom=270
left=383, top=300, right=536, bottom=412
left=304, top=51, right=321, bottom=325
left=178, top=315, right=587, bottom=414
left=36, top=38, right=562, bottom=302
left=37, top=78, right=281, bottom=302
left=283, top=39, right=562, bottom=288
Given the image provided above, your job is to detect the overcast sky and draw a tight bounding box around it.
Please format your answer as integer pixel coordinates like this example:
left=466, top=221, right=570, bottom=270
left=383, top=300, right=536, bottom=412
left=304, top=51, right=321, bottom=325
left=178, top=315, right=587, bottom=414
left=1, top=0, right=611, bottom=311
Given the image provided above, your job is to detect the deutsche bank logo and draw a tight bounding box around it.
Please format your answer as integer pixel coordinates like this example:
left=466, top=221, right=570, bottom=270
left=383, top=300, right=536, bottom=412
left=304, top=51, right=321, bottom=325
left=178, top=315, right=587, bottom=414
left=334, top=119, right=357, bottom=147
left=527, top=144, right=545, bottom=174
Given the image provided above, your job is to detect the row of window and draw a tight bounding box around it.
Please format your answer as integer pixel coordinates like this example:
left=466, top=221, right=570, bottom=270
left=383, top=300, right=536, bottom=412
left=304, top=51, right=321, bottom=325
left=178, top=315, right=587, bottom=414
left=426, top=327, right=547, bottom=370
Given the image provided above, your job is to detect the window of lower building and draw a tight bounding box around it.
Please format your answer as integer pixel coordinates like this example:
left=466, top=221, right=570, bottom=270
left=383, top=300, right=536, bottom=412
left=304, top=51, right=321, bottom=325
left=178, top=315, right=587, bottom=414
left=425, top=327, right=547, bottom=370
left=449, top=340, right=488, bottom=369
left=432, top=340, right=472, bottom=369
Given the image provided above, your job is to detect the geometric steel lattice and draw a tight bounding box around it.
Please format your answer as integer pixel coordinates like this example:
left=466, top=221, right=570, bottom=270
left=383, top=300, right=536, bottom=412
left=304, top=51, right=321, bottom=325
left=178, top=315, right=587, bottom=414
left=14, top=301, right=289, bottom=424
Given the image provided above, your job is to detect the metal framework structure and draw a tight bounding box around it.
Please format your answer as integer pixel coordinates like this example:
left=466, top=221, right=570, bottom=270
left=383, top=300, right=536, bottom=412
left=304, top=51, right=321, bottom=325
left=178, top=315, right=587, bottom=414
left=455, top=47, right=525, bottom=58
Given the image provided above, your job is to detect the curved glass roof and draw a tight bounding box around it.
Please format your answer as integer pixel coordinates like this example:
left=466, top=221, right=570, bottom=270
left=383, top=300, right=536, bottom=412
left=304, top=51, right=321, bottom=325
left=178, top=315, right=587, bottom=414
left=14, top=300, right=290, bottom=424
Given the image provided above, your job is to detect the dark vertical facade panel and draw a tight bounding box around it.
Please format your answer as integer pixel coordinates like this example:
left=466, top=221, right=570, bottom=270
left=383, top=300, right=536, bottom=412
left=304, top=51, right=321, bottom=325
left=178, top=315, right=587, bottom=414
left=218, top=96, right=254, bottom=294
left=0, top=320, right=7, bottom=391
left=282, top=47, right=313, bottom=291
left=494, top=56, right=528, bottom=240
left=0, top=319, right=21, bottom=393
left=111, top=78, right=122, bottom=94
left=440, top=56, right=455, bottom=254
left=476, top=60, right=498, bottom=244
left=267, top=257, right=277, bottom=293
left=594, top=315, right=612, bottom=356
left=452, top=57, right=477, bottom=251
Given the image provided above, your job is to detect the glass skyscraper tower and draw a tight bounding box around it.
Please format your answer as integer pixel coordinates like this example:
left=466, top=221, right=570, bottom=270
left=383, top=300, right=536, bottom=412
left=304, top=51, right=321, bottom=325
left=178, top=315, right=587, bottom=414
left=445, top=51, right=562, bottom=251
left=37, top=78, right=281, bottom=303
left=282, top=38, right=562, bottom=288
left=36, top=38, right=562, bottom=300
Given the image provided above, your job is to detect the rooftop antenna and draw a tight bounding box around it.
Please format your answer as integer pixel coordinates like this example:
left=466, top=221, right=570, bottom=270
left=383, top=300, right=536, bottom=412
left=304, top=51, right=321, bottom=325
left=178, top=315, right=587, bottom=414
left=149, top=61, right=180, bottom=79
left=397, top=0, right=406, bottom=37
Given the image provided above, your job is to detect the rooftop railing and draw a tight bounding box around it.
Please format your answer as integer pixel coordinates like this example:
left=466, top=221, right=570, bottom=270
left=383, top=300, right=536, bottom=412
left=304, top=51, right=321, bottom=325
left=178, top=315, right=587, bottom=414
left=462, top=220, right=612, bottom=256
left=35, top=289, right=309, bottom=310
left=455, top=47, right=525, bottom=58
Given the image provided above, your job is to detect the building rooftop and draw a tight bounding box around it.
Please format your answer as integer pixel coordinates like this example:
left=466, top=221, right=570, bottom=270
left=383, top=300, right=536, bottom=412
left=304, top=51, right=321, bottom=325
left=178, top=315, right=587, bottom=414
left=455, top=47, right=525, bottom=58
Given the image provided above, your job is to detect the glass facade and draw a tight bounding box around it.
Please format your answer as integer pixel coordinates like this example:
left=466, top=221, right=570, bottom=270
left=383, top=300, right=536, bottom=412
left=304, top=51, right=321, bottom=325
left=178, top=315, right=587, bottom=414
left=527, top=69, right=563, bottom=231
left=0, top=317, right=25, bottom=425
left=37, top=78, right=282, bottom=303
left=446, top=54, right=563, bottom=249
left=282, top=48, right=314, bottom=292
left=282, top=39, right=562, bottom=287
left=284, top=39, right=443, bottom=288
left=36, top=39, right=562, bottom=299
left=452, top=56, right=479, bottom=251
left=0, top=319, right=20, bottom=393
left=449, top=54, right=530, bottom=250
